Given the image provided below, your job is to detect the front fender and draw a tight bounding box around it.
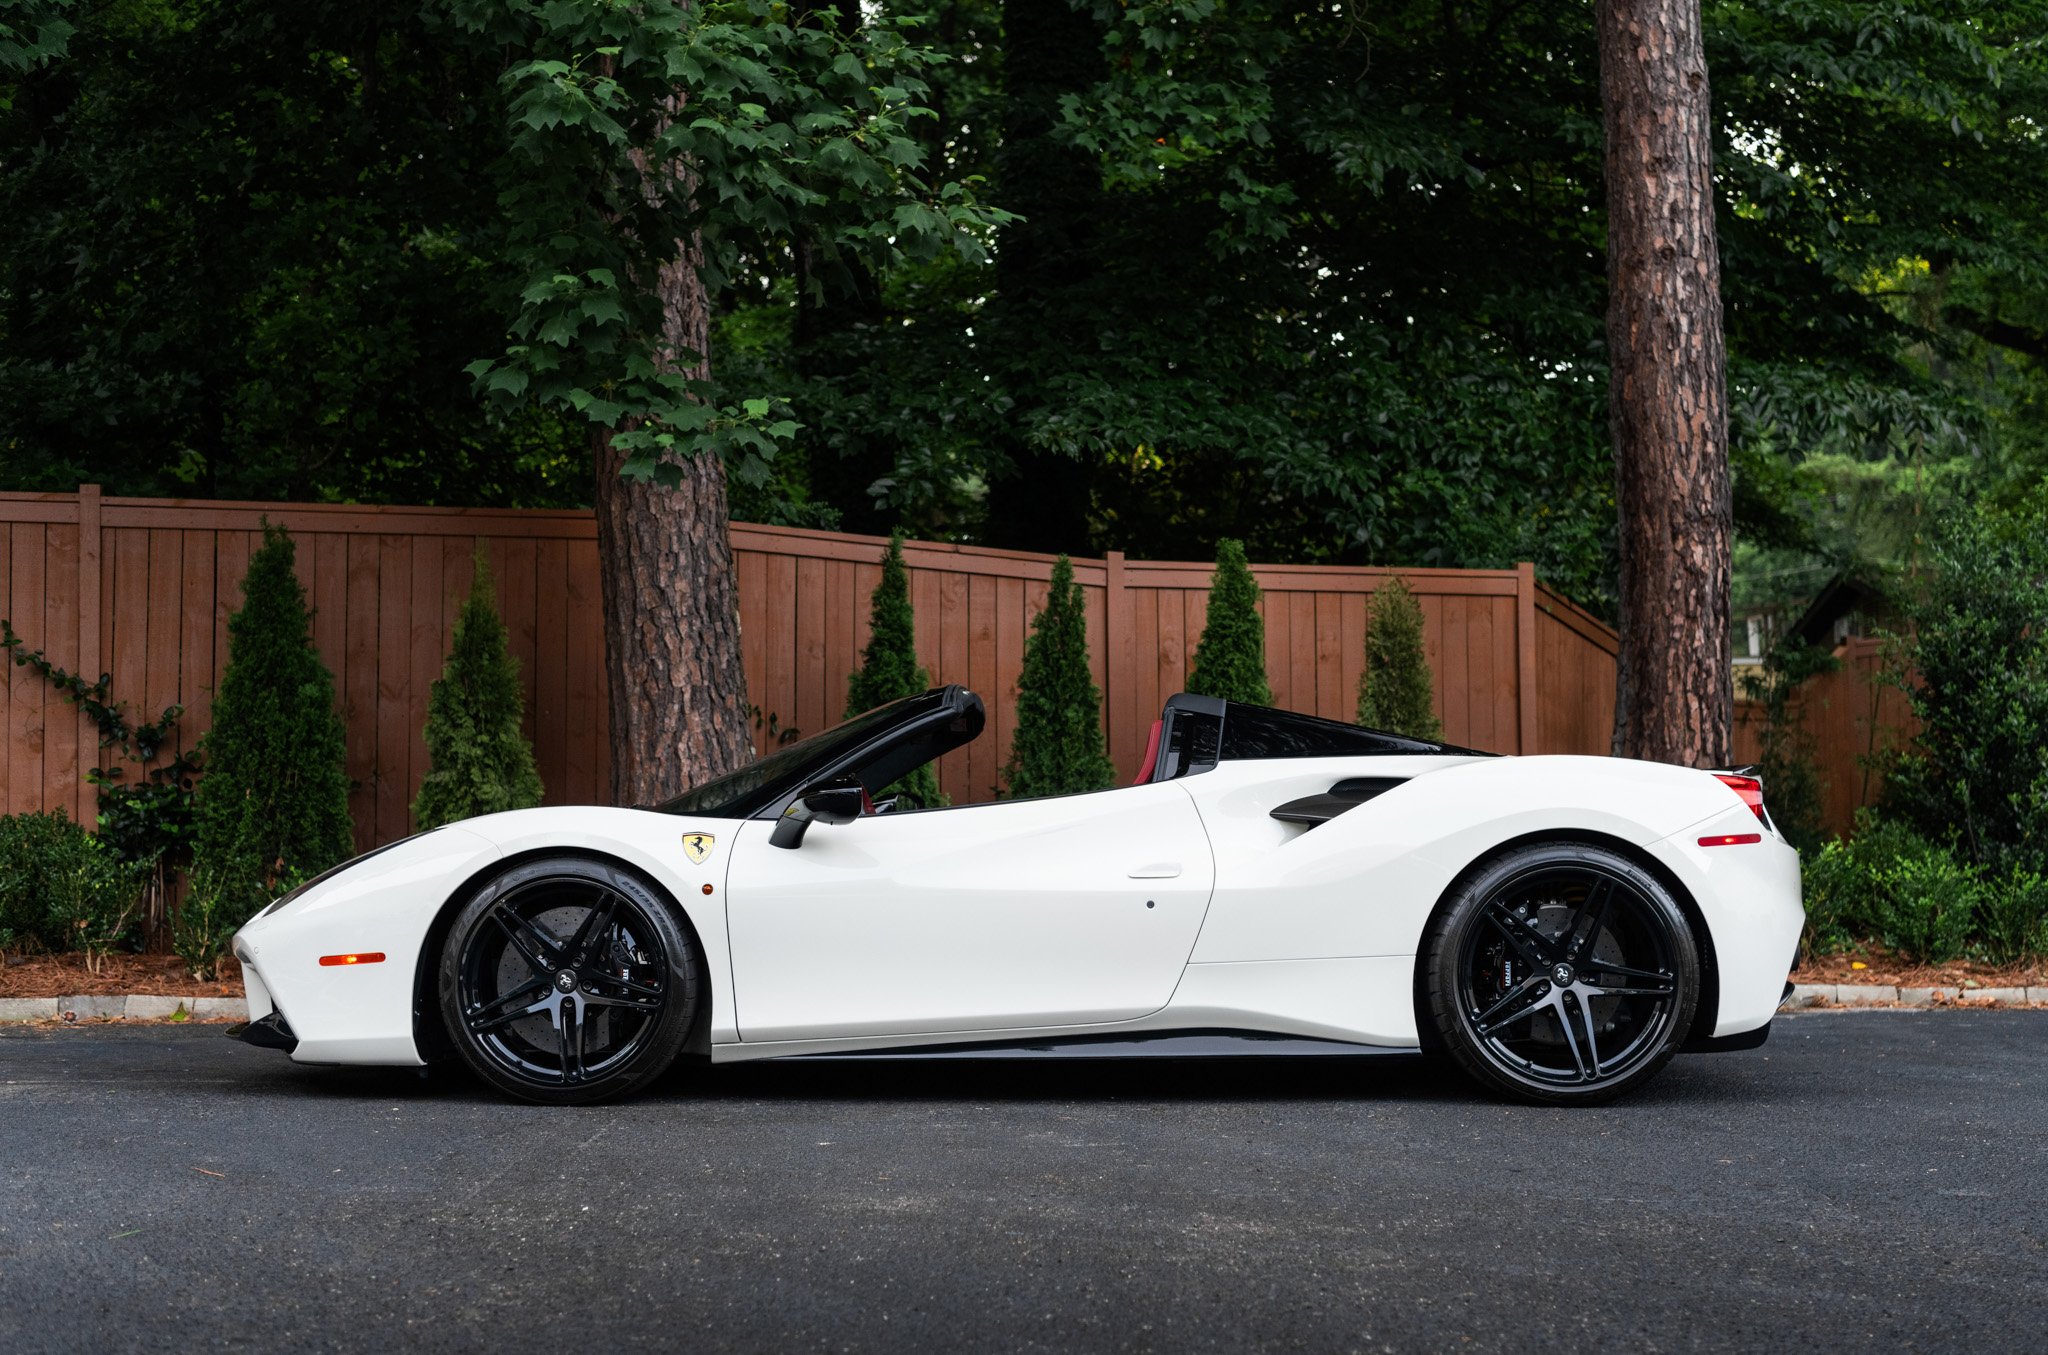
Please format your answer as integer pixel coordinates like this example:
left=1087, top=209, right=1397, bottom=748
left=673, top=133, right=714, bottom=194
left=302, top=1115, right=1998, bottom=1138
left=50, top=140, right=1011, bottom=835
left=233, top=827, right=501, bottom=1065
left=448, top=807, right=741, bottom=1047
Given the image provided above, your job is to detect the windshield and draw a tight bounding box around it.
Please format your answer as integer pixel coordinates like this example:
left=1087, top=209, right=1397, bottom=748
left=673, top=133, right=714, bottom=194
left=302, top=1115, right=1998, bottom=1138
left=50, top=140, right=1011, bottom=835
left=656, top=697, right=918, bottom=819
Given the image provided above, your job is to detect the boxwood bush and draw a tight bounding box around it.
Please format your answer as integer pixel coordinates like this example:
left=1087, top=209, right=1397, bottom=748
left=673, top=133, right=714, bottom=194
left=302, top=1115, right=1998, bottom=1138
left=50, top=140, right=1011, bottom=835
left=0, top=810, right=140, bottom=962
left=1803, top=812, right=2047, bottom=965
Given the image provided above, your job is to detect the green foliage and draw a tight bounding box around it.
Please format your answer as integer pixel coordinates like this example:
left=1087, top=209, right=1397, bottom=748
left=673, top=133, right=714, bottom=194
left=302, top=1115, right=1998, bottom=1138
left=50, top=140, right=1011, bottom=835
left=1186, top=540, right=1271, bottom=706
left=1801, top=813, right=2048, bottom=965
left=1879, top=848, right=1984, bottom=966
left=1, top=620, right=201, bottom=902
left=1736, top=639, right=1841, bottom=855
left=0, top=0, right=589, bottom=506
left=448, top=0, right=1009, bottom=492
left=1879, top=505, right=2048, bottom=877
left=1977, top=872, right=2048, bottom=969
left=8, top=0, right=2048, bottom=619
left=1005, top=556, right=1115, bottom=800
left=0, top=809, right=139, bottom=961
left=1358, top=579, right=1442, bottom=741
left=0, top=1, right=1003, bottom=515
left=182, top=524, right=354, bottom=977
left=0, top=0, right=73, bottom=90
left=846, top=534, right=943, bottom=808
left=412, top=551, right=545, bottom=831
left=722, top=0, right=2048, bottom=613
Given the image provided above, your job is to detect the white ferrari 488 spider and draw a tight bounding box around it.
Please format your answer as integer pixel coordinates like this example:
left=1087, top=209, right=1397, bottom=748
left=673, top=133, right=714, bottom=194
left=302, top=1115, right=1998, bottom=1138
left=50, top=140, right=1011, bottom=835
left=228, top=687, right=1802, bottom=1105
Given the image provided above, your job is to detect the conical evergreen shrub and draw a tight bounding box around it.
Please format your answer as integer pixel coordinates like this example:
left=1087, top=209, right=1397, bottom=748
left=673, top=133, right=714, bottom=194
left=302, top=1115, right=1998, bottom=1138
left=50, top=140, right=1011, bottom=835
left=1357, top=576, right=1442, bottom=740
left=178, top=523, right=354, bottom=976
left=413, top=550, right=545, bottom=830
left=1186, top=538, right=1272, bottom=705
left=1005, top=555, right=1115, bottom=799
left=846, top=533, right=944, bottom=807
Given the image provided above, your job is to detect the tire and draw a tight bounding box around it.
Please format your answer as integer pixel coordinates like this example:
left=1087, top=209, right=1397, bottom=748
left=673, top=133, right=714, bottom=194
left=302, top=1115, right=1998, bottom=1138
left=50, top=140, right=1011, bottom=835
left=437, top=856, right=701, bottom=1105
left=1423, top=841, right=1699, bottom=1105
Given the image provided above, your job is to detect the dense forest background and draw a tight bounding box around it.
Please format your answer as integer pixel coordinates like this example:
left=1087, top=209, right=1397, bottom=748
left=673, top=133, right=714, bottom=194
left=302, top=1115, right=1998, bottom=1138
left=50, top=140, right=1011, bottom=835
left=3, top=0, right=2045, bottom=618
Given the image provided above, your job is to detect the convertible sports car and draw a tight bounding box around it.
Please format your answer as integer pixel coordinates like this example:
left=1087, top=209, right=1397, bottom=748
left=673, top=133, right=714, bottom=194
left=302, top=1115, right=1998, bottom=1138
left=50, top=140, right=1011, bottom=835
left=228, top=687, right=1802, bottom=1105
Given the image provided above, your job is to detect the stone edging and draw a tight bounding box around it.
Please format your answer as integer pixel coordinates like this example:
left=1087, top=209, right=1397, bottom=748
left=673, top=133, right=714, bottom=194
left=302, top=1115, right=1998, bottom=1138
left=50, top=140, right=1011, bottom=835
left=0, top=994, right=246, bottom=1022
left=1785, top=983, right=2046, bottom=1008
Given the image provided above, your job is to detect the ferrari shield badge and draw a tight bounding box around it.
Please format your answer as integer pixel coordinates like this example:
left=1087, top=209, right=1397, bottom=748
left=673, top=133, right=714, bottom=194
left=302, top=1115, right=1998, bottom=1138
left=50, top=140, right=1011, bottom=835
left=681, top=832, right=715, bottom=865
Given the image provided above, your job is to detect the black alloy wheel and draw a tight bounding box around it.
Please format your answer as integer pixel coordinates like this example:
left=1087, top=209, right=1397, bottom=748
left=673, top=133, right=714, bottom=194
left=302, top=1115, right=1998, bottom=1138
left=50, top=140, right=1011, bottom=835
left=437, top=857, right=700, bottom=1105
left=1424, top=842, right=1699, bottom=1105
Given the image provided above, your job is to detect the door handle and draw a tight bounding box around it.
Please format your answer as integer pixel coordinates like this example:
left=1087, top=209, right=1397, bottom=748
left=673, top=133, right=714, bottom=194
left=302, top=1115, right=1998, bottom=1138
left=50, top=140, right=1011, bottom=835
left=1127, top=862, right=1182, bottom=879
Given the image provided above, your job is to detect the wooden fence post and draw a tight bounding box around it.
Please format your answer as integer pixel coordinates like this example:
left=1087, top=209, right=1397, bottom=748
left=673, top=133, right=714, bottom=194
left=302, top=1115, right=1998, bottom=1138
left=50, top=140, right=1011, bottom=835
left=1515, top=561, right=1538, bottom=755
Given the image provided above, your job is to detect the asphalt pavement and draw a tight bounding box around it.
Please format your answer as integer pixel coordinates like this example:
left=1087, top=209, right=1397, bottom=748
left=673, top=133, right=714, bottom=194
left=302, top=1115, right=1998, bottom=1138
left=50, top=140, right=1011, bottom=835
left=1, top=1011, right=2043, bottom=1352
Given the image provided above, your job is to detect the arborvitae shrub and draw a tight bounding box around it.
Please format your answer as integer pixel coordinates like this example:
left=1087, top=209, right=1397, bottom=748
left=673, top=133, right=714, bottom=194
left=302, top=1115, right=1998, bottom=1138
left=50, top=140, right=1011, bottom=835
left=846, top=533, right=944, bottom=806
left=180, top=523, right=354, bottom=976
left=413, top=550, right=545, bottom=830
left=1005, top=555, right=1115, bottom=799
left=1358, top=577, right=1442, bottom=740
left=1186, top=538, right=1272, bottom=705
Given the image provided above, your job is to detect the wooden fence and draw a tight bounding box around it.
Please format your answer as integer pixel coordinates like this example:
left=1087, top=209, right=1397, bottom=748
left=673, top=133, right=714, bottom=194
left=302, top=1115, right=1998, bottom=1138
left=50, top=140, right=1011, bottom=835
left=1733, top=637, right=1917, bottom=840
left=1, top=487, right=1630, bottom=852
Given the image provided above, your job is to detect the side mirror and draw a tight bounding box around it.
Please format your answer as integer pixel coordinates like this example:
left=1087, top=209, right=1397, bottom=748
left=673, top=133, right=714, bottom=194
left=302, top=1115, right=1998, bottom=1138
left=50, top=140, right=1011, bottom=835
left=769, top=778, right=865, bottom=849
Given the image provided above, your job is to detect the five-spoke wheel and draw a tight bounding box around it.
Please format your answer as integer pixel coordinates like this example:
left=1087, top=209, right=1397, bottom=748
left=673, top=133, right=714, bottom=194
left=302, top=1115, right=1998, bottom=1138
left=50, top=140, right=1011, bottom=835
left=437, top=857, right=700, bottom=1105
left=1424, top=842, right=1698, bottom=1104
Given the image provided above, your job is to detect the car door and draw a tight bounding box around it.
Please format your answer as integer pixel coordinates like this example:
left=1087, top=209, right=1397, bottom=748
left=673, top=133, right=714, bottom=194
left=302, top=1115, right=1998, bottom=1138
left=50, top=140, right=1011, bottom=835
left=723, top=779, right=1216, bottom=1042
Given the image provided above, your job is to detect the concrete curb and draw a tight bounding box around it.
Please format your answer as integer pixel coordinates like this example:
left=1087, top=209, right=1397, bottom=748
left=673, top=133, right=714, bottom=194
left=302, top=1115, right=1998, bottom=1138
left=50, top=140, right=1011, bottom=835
left=0, top=995, right=246, bottom=1023
left=1784, top=983, right=2048, bottom=1009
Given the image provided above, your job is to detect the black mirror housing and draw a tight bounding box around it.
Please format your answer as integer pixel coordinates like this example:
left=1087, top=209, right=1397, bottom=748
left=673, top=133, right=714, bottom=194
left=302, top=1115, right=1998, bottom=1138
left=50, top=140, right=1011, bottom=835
left=769, top=778, right=865, bottom=849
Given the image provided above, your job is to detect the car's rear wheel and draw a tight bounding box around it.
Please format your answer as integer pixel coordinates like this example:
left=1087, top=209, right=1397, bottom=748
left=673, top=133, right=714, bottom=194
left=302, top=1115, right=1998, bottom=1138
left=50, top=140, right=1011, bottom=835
left=1423, top=842, right=1698, bottom=1105
left=438, top=857, right=699, bottom=1105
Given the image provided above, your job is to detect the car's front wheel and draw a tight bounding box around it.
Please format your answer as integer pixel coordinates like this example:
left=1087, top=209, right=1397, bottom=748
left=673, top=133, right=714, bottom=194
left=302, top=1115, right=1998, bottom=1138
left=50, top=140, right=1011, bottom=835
left=1423, top=842, right=1699, bottom=1105
left=437, top=857, right=700, bottom=1105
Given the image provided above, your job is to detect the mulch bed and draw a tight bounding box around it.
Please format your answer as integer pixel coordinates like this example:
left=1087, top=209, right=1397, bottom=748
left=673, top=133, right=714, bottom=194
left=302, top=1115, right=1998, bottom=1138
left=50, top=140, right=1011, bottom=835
left=3, top=946, right=2038, bottom=1002
left=1798, top=947, right=2043, bottom=990
left=1, top=952, right=243, bottom=999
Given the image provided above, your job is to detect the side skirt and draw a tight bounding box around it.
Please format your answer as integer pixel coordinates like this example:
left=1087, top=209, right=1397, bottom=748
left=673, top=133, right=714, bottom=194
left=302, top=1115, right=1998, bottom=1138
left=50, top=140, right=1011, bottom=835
left=784, top=1029, right=1423, bottom=1062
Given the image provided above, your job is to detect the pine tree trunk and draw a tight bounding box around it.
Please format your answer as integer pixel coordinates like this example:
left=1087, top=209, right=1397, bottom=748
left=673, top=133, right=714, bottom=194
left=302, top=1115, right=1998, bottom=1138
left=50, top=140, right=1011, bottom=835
left=1597, top=0, right=1733, bottom=767
left=592, top=237, right=755, bottom=806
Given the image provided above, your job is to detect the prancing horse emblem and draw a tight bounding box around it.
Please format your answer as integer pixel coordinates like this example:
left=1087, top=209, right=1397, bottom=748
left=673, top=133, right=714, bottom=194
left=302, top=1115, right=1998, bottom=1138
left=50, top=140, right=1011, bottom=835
left=682, top=832, right=715, bottom=865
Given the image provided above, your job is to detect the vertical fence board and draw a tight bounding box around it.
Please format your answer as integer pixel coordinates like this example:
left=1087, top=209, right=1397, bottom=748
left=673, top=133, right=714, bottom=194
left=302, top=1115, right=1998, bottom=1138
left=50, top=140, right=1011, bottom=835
left=794, top=556, right=829, bottom=742
left=0, top=535, right=11, bottom=814
left=177, top=531, right=217, bottom=752
left=564, top=541, right=602, bottom=805
left=375, top=535, right=413, bottom=842
left=43, top=523, right=79, bottom=821
left=532, top=539, right=569, bottom=807
left=344, top=537, right=380, bottom=851
left=8, top=527, right=45, bottom=816
left=993, top=576, right=1024, bottom=796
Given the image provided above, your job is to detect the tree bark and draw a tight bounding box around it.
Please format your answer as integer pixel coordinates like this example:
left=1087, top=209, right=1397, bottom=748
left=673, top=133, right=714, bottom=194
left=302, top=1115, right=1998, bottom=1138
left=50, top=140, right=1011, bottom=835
left=1597, top=0, right=1733, bottom=766
left=593, top=237, right=755, bottom=806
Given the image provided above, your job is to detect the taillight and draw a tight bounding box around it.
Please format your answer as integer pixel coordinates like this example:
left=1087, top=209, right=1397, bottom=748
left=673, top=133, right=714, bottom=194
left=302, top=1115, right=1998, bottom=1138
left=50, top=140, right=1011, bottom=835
left=1713, top=773, right=1766, bottom=822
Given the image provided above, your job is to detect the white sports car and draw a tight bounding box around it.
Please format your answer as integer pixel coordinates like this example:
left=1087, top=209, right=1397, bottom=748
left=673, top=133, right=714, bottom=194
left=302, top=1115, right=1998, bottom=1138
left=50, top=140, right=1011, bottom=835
left=228, top=687, right=1803, bottom=1105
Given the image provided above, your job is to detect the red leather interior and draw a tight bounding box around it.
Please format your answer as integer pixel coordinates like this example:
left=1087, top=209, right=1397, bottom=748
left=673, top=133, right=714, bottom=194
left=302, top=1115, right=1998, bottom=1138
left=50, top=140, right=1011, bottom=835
left=1131, top=720, right=1164, bottom=785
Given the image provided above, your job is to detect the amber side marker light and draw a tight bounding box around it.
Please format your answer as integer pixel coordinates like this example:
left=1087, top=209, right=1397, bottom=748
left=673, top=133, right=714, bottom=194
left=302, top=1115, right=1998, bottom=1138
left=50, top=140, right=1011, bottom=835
left=318, top=952, right=386, bottom=966
left=1698, top=833, right=1762, bottom=848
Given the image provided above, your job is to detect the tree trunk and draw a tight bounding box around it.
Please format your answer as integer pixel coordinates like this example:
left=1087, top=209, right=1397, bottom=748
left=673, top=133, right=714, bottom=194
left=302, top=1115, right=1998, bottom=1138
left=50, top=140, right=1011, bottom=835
left=593, top=238, right=755, bottom=806
left=1597, top=0, right=1733, bottom=766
